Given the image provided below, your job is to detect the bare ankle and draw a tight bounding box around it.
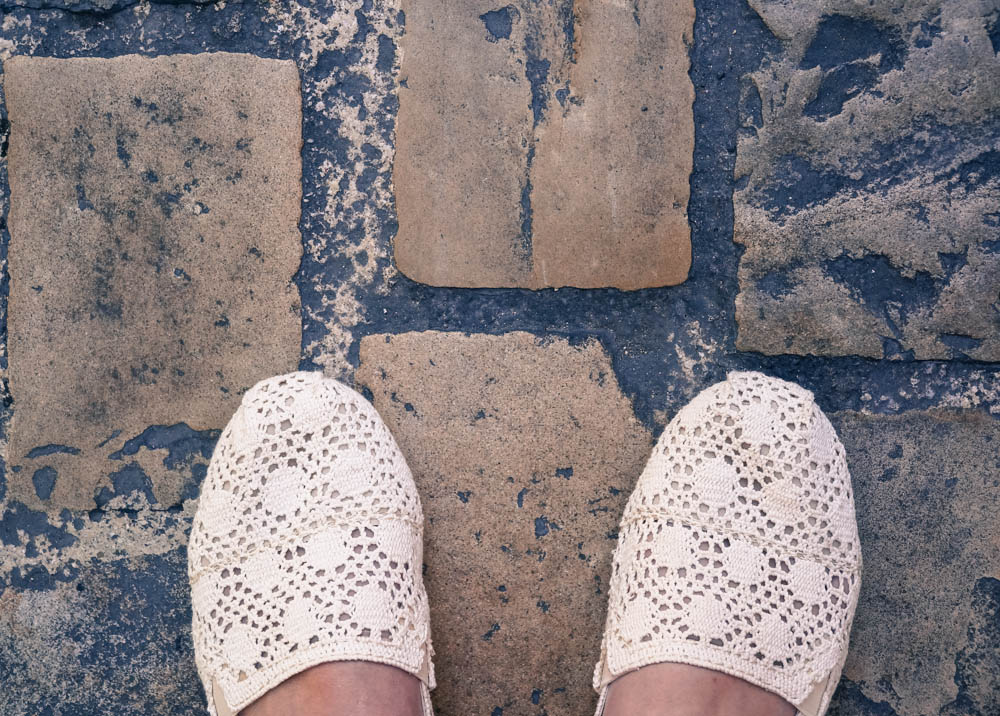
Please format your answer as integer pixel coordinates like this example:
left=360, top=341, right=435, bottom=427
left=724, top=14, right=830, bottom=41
left=241, top=661, right=424, bottom=716
left=602, top=663, right=796, bottom=716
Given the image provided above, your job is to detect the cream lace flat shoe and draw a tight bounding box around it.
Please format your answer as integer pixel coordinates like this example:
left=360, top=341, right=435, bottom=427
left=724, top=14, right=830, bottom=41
left=594, top=371, right=862, bottom=716
left=188, top=371, right=435, bottom=716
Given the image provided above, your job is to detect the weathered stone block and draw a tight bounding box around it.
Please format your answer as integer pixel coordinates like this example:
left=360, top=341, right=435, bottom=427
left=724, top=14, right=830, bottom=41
left=5, top=53, right=303, bottom=510
left=0, top=547, right=201, bottom=715
left=394, top=0, right=694, bottom=289
left=832, top=410, right=1000, bottom=715
left=735, top=1, right=1000, bottom=359
left=357, top=331, right=652, bottom=715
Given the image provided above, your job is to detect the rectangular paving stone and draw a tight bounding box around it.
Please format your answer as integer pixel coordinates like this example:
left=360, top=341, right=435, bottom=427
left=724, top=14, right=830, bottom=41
left=735, top=0, right=1000, bottom=359
left=0, top=546, right=198, bottom=714
left=5, top=53, right=303, bottom=510
left=393, top=0, right=694, bottom=289
left=831, top=410, right=1000, bottom=716
left=357, top=331, right=653, bottom=716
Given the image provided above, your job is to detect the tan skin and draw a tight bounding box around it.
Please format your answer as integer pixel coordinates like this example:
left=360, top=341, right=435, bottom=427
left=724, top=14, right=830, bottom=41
left=241, top=661, right=796, bottom=716
left=241, top=662, right=423, bottom=716
left=602, top=663, right=797, bottom=716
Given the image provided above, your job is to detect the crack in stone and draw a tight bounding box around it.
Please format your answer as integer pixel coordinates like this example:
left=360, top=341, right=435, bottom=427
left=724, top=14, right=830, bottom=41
left=516, top=0, right=576, bottom=263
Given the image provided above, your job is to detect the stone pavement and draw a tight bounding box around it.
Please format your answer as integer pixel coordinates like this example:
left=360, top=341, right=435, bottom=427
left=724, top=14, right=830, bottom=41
left=393, top=0, right=693, bottom=289
left=0, top=1, right=997, bottom=715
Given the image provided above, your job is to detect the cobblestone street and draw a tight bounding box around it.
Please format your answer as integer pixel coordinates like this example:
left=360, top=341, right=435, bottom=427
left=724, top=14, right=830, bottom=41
left=0, top=1, right=997, bottom=714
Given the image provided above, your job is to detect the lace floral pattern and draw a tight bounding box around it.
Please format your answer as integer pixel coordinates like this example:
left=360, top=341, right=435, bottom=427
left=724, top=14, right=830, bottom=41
left=595, top=372, right=862, bottom=714
left=189, top=372, right=434, bottom=715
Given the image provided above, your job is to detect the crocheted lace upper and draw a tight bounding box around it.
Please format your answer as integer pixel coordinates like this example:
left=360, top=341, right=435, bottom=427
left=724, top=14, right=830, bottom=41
left=188, top=372, right=434, bottom=714
left=595, top=371, right=862, bottom=713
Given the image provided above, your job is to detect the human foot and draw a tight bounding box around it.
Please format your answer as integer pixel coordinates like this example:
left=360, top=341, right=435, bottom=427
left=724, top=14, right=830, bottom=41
left=602, top=662, right=795, bottom=716
left=240, top=661, right=423, bottom=716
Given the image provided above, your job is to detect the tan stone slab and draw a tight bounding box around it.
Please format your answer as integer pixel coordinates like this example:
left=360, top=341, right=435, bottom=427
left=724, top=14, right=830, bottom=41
left=832, top=410, right=1000, bottom=715
left=5, top=53, right=303, bottom=510
left=394, top=0, right=693, bottom=289
left=734, top=1, right=1000, bottom=359
left=357, top=331, right=652, bottom=716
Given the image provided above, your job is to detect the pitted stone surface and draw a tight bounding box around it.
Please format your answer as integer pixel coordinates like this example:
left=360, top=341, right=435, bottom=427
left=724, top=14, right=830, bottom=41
left=0, top=546, right=201, bottom=715
left=832, top=410, right=1000, bottom=715
left=8, top=0, right=217, bottom=11
left=5, top=53, right=302, bottom=510
left=735, top=1, right=1000, bottom=359
left=357, top=331, right=653, bottom=716
left=393, top=0, right=694, bottom=289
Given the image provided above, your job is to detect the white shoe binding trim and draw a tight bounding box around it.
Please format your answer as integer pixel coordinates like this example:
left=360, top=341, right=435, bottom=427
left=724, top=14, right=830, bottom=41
left=795, top=671, right=832, bottom=716
left=211, top=677, right=235, bottom=716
